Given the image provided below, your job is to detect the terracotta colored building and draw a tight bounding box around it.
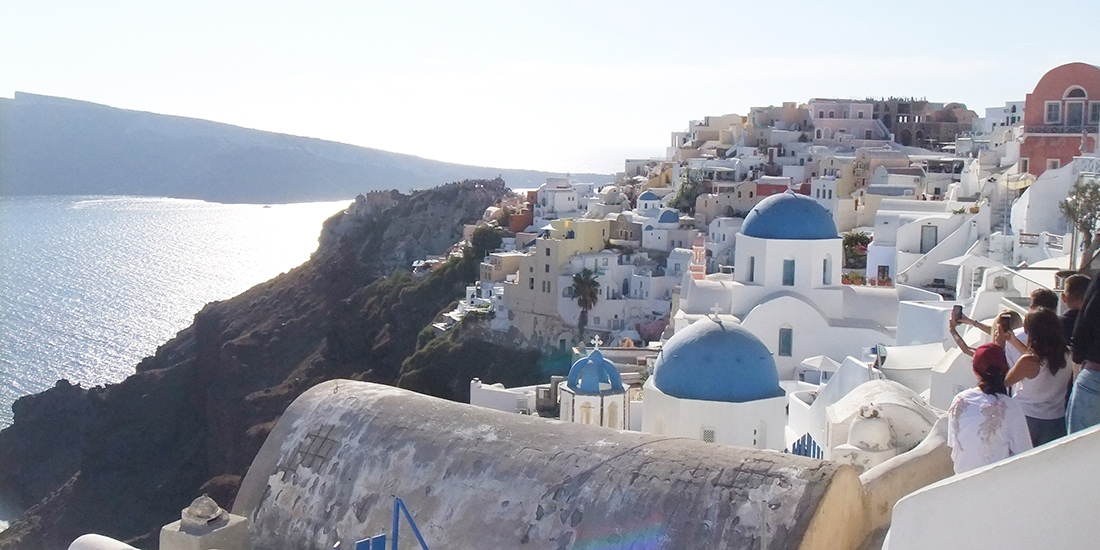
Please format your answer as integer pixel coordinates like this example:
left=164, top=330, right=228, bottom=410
left=1021, top=62, right=1100, bottom=176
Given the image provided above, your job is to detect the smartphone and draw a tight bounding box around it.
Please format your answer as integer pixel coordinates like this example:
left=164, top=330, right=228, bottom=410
left=952, top=305, right=963, bottom=322
left=998, top=313, right=1012, bottom=331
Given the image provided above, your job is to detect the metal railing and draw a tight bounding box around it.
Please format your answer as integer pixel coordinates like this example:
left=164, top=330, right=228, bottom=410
left=1025, top=123, right=1098, bottom=134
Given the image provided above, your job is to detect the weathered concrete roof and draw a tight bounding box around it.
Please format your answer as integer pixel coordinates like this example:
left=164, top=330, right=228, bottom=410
left=235, top=381, right=854, bottom=550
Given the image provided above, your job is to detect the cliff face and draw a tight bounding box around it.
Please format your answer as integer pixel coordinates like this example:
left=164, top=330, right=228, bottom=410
left=0, top=178, right=546, bottom=549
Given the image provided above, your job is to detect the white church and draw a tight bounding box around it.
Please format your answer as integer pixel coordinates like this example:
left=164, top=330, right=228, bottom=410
left=674, top=190, right=898, bottom=379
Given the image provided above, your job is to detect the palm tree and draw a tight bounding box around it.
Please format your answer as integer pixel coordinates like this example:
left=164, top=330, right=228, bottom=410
left=569, top=268, right=601, bottom=337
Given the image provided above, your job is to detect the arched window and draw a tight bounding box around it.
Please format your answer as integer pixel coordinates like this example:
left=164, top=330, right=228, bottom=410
left=1065, top=86, right=1087, bottom=99
left=607, top=401, right=621, bottom=429
left=579, top=402, right=595, bottom=425
left=815, top=129, right=822, bottom=139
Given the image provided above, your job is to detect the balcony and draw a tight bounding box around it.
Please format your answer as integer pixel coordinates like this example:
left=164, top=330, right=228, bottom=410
left=1025, top=123, right=1099, bottom=135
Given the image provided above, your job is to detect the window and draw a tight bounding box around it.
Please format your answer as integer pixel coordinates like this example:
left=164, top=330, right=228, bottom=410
left=818, top=110, right=824, bottom=118
left=1046, top=101, right=1062, bottom=124
left=779, top=327, right=793, bottom=357
left=748, top=256, right=756, bottom=282
left=1091, top=102, right=1100, bottom=124
left=823, top=256, right=832, bottom=285
left=1021, top=158, right=1030, bottom=173
left=829, top=110, right=835, bottom=118
left=865, top=130, right=873, bottom=139
left=828, top=189, right=833, bottom=199
left=579, top=402, right=594, bottom=425
left=592, top=316, right=600, bottom=326
left=1047, top=159, right=1062, bottom=170
left=1065, top=87, right=1087, bottom=99
left=701, top=428, right=716, bottom=443
left=858, top=111, right=864, bottom=119
left=602, top=258, right=608, bottom=266
left=545, top=248, right=550, bottom=256
left=783, top=259, right=795, bottom=286
left=815, top=129, right=822, bottom=139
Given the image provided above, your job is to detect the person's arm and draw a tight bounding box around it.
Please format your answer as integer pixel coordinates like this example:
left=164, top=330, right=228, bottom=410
left=1005, top=398, right=1034, bottom=456
left=1005, top=354, right=1041, bottom=386
left=958, top=313, right=992, bottom=335
left=1002, top=326, right=1028, bottom=356
left=949, top=316, right=975, bottom=356
left=1072, top=275, right=1100, bottom=364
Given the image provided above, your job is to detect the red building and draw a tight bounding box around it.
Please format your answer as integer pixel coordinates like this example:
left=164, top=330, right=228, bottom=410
left=1021, top=62, right=1100, bottom=176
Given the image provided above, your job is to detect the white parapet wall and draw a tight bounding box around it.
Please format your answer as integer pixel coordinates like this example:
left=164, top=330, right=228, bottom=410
left=884, top=423, right=1100, bottom=549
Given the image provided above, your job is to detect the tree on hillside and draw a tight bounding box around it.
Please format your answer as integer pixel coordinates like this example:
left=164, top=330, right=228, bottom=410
left=1061, top=180, right=1100, bottom=274
left=569, top=268, right=601, bottom=337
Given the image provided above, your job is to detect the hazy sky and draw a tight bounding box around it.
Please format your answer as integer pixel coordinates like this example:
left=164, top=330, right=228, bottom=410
left=3, top=1, right=1098, bottom=174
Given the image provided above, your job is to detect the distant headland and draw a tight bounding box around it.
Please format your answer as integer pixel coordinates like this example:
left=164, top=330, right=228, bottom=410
left=0, top=92, right=610, bottom=204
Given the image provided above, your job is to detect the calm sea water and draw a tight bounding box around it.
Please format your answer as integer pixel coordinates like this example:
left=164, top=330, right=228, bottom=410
left=0, top=196, right=350, bottom=431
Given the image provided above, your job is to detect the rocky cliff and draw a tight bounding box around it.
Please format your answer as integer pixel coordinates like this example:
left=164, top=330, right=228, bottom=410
left=0, top=178, right=549, bottom=549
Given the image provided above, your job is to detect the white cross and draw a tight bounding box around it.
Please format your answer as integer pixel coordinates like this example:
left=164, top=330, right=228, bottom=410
left=710, top=303, right=723, bottom=319
left=590, top=335, right=603, bottom=348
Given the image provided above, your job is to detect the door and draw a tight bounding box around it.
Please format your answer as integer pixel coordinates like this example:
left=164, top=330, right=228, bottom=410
left=1067, top=102, right=1085, bottom=127
left=920, top=225, right=938, bottom=254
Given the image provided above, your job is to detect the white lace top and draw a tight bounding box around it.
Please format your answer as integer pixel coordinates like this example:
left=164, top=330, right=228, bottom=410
left=947, top=388, right=1033, bottom=473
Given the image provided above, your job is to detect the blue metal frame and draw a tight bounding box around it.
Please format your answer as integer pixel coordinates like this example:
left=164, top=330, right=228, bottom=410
left=392, top=498, right=431, bottom=550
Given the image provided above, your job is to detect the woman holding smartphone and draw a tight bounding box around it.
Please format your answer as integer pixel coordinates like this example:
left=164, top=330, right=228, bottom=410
left=999, top=307, right=1071, bottom=446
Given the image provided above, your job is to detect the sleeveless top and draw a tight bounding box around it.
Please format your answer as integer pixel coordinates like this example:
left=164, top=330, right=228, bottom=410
left=1013, top=356, right=1072, bottom=420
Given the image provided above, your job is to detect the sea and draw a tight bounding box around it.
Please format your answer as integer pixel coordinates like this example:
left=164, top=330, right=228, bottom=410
left=0, top=195, right=351, bottom=428
left=0, top=194, right=349, bottom=530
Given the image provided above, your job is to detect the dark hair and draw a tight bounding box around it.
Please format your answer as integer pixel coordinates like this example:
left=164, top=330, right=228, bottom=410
left=1065, top=274, right=1090, bottom=302
left=1025, top=307, right=1068, bottom=375
left=1030, top=288, right=1058, bottom=310
left=977, top=369, right=1008, bottom=395
left=973, top=343, right=1010, bottom=395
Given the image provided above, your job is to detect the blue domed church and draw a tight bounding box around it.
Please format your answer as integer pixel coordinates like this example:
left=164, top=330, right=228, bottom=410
left=559, top=349, right=629, bottom=430
left=641, top=317, right=788, bottom=449
left=674, top=190, right=897, bottom=381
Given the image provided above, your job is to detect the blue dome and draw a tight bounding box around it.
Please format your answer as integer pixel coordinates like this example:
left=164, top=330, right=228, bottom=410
left=638, top=190, right=659, bottom=201
left=740, top=191, right=838, bottom=240
left=658, top=209, right=679, bottom=224
left=567, top=350, right=625, bottom=396
left=653, top=319, right=782, bottom=402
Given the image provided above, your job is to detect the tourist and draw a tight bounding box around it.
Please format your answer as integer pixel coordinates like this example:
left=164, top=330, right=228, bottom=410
left=956, top=288, right=1057, bottom=366
left=947, top=343, right=1032, bottom=474
left=1061, top=274, right=1089, bottom=343
left=1000, top=308, right=1071, bottom=446
left=1069, top=274, right=1100, bottom=433
left=949, top=309, right=1015, bottom=357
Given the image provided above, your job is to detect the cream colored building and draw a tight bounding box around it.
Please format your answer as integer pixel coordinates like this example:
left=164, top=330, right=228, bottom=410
left=504, top=218, right=612, bottom=347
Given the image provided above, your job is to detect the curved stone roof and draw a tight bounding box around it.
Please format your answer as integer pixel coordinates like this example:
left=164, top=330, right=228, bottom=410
left=234, top=380, right=861, bottom=549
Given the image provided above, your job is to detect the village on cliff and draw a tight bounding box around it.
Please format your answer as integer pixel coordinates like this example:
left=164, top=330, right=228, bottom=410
left=76, top=62, right=1100, bottom=550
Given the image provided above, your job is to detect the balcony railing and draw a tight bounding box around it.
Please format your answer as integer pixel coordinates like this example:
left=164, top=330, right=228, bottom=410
left=1025, top=123, right=1099, bottom=135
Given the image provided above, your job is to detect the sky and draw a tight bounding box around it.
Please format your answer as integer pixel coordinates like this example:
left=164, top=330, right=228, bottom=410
left=3, top=0, right=1099, bottom=175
